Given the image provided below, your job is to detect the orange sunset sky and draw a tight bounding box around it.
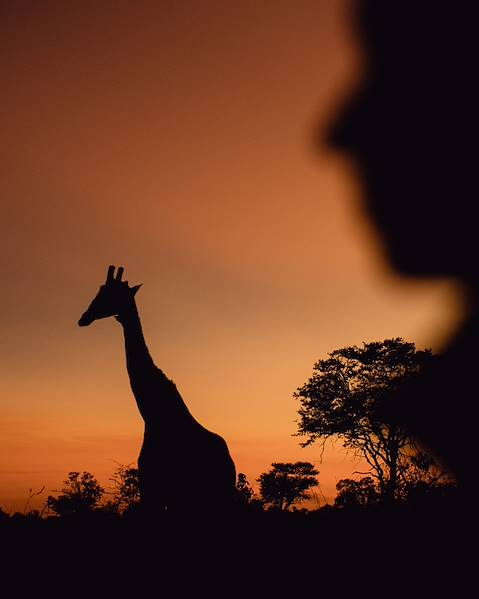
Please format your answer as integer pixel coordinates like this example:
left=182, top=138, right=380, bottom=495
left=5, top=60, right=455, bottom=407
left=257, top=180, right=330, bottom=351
left=1, top=0, right=463, bottom=512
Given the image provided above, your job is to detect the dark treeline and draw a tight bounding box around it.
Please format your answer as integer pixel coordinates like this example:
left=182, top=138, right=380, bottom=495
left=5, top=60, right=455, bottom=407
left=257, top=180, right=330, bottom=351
left=1, top=339, right=470, bottom=594
left=0, top=472, right=466, bottom=595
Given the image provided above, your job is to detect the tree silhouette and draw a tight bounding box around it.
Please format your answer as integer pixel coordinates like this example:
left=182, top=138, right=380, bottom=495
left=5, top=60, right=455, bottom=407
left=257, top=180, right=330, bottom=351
left=334, top=477, right=379, bottom=508
left=0, top=507, right=9, bottom=522
left=258, top=462, right=319, bottom=511
left=46, top=471, right=104, bottom=517
left=108, top=464, right=140, bottom=514
left=236, top=473, right=254, bottom=505
left=295, top=339, right=445, bottom=501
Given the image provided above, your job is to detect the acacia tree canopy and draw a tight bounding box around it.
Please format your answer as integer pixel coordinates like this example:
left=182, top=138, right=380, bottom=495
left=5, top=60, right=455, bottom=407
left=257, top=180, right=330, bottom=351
left=334, top=477, right=379, bottom=508
left=258, top=462, right=319, bottom=511
left=295, top=338, right=439, bottom=500
left=46, top=471, right=104, bottom=517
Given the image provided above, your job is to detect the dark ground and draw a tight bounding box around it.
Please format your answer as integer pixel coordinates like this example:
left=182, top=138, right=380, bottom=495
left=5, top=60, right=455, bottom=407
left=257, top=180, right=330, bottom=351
left=1, top=495, right=472, bottom=596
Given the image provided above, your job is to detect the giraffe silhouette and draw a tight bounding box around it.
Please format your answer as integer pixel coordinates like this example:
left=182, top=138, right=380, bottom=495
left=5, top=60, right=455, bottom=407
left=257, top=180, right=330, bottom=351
left=78, top=265, right=237, bottom=516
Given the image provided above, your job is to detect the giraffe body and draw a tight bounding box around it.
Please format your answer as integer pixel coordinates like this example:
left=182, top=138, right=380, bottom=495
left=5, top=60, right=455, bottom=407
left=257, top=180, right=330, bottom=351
left=79, top=266, right=236, bottom=514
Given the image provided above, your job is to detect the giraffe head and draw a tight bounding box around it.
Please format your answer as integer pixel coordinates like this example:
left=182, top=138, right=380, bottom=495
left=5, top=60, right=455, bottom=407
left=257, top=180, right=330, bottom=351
left=78, top=265, right=142, bottom=327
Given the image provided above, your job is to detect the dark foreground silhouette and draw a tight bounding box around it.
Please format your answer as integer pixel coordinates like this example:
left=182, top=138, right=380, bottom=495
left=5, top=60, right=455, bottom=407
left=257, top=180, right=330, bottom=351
left=1, top=494, right=470, bottom=594
left=78, top=265, right=236, bottom=516
left=329, top=1, right=478, bottom=498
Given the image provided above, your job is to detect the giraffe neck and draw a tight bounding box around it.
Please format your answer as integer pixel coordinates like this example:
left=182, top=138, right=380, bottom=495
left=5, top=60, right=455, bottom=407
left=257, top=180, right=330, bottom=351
left=118, top=299, right=195, bottom=428
left=118, top=300, right=155, bottom=379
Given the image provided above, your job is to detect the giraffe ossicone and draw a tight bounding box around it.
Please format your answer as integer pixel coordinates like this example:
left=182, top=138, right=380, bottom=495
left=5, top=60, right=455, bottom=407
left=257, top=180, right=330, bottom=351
left=78, top=265, right=141, bottom=327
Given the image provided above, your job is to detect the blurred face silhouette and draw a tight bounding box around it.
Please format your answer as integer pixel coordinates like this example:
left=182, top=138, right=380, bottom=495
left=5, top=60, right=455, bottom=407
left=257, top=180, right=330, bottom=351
left=329, top=2, right=477, bottom=279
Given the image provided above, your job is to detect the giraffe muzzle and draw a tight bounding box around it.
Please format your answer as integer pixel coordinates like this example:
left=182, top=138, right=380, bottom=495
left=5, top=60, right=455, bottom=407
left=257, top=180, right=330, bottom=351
left=78, top=312, right=94, bottom=326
